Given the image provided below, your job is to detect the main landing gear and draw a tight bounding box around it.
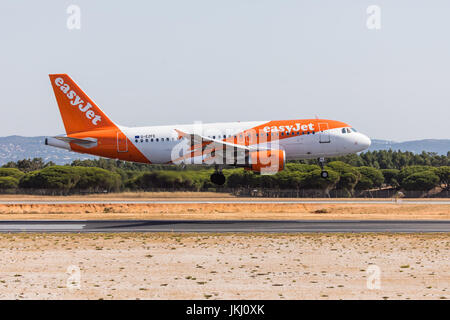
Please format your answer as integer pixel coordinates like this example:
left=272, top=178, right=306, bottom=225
left=210, top=166, right=226, bottom=185
left=318, top=157, right=329, bottom=179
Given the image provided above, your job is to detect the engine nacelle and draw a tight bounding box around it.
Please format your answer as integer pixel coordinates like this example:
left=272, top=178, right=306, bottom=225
left=243, top=149, right=286, bottom=174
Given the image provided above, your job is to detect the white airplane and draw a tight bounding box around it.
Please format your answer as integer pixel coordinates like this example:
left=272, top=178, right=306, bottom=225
left=46, top=74, right=371, bottom=185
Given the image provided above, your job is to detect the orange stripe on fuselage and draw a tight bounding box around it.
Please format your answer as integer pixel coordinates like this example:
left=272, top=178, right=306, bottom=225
left=224, top=119, right=349, bottom=146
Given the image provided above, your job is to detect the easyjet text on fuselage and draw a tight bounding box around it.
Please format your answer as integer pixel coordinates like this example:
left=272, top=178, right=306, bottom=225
left=263, top=122, right=315, bottom=133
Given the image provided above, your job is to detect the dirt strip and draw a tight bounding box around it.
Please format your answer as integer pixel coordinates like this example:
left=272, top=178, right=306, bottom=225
left=0, top=202, right=448, bottom=220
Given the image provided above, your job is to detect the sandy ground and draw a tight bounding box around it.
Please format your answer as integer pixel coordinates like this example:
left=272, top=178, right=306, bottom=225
left=0, top=202, right=448, bottom=220
left=0, top=233, right=448, bottom=300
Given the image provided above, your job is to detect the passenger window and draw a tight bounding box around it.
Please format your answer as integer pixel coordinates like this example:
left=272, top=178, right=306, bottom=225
left=145, top=139, right=148, bottom=142
left=156, top=138, right=159, bottom=142
left=151, top=138, right=154, bottom=142
left=135, top=139, right=138, bottom=143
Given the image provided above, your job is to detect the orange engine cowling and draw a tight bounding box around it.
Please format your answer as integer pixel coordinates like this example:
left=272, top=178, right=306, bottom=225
left=244, top=149, right=286, bottom=173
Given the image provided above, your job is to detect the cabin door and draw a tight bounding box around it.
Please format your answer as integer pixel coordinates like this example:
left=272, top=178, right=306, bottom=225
left=318, top=123, right=330, bottom=143
left=117, top=131, right=128, bottom=152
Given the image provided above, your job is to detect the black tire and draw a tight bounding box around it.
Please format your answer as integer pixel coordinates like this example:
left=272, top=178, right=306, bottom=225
left=210, top=173, right=226, bottom=185
left=216, top=173, right=226, bottom=185
left=321, top=171, right=329, bottom=179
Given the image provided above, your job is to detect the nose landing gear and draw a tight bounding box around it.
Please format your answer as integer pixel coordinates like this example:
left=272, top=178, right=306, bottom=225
left=318, top=157, right=329, bottom=179
left=210, top=167, right=226, bottom=185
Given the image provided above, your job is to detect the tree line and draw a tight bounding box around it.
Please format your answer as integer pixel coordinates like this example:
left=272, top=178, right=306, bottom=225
left=0, top=150, right=449, bottom=196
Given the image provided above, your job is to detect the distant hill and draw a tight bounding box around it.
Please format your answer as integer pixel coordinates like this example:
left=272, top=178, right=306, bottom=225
left=369, top=139, right=450, bottom=156
left=0, top=136, right=448, bottom=166
left=0, top=136, right=96, bottom=165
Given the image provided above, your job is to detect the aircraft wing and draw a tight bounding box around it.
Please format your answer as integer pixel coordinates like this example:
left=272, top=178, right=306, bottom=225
left=175, top=129, right=252, bottom=150
left=173, top=129, right=256, bottom=164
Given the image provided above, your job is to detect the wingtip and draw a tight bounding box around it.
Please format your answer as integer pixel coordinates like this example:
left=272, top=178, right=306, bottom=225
left=174, top=129, right=187, bottom=138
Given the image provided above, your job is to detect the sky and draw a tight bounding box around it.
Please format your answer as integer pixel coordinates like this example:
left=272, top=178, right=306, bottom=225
left=0, top=0, right=449, bottom=141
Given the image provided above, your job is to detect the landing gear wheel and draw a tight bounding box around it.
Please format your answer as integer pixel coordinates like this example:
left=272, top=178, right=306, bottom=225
left=210, top=172, right=226, bottom=185
left=318, top=157, right=328, bottom=179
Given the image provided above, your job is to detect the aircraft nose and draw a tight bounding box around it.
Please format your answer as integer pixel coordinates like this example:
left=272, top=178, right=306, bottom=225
left=358, top=134, right=371, bottom=150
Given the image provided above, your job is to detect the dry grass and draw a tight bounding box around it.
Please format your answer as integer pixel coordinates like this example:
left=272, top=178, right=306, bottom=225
left=0, top=192, right=235, bottom=201
left=0, top=202, right=448, bottom=220
left=0, top=193, right=447, bottom=202
left=0, top=233, right=448, bottom=300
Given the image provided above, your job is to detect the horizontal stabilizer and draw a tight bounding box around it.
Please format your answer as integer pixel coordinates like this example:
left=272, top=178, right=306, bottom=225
left=53, top=136, right=98, bottom=148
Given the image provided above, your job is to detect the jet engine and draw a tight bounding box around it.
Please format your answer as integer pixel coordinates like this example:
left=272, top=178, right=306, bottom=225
left=241, top=149, right=286, bottom=174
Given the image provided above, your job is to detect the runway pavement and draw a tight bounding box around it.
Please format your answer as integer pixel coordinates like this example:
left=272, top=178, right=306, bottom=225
left=0, top=220, right=449, bottom=233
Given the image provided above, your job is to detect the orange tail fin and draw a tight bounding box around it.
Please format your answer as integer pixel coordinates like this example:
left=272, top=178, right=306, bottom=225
left=49, top=74, right=116, bottom=134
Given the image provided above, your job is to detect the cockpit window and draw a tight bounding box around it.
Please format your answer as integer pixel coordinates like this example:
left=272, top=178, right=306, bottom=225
left=341, top=128, right=346, bottom=134
left=346, top=128, right=351, bottom=133
left=351, top=128, right=357, bottom=132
